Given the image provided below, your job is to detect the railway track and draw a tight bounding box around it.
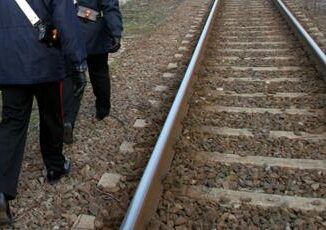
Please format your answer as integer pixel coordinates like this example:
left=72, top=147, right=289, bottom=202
left=121, top=0, right=326, bottom=229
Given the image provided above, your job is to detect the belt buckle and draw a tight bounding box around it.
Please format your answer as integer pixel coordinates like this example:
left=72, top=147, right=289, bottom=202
left=77, top=6, right=99, bottom=22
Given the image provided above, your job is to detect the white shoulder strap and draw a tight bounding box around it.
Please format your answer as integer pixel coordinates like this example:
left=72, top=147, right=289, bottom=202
left=15, top=0, right=41, bottom=26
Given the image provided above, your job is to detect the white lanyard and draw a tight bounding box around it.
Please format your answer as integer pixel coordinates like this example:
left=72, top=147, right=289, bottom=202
left=14, top=0, right=41, bottom=26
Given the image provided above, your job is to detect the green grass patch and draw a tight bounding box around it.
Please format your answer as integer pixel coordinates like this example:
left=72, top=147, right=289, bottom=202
left=121, top=0, right=184, bottom=36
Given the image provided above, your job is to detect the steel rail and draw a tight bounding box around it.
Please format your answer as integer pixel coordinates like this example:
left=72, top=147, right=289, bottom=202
left=120, top=0, right=221, bottom=229
left=273, top=0, right=326, bottom=80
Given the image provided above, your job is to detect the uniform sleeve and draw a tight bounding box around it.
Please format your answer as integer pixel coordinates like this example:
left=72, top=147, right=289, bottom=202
left=50, top=0, right=87, bottom=66
left=101, top=0, right=123, bottom=39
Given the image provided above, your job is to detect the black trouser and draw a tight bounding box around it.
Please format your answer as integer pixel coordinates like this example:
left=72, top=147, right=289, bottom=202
left=64, top=53, right=110, bottom=125
left=0, top=82, right=65, bottom=199
left=63, top=76, right=80, bottom=126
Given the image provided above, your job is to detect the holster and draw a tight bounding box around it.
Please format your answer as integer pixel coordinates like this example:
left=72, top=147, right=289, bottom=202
left=37, top=23, right=60, bottom=48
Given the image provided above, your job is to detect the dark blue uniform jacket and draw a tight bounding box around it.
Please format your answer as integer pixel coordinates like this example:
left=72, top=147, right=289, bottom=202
left=0, top=0, right=86, bottom=85
left=78, top=0, right=123, bottom=54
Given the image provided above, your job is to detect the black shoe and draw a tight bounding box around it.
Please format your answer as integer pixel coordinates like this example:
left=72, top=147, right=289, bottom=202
left=63, top=123, right=73, bottom=144
left=47, top=160, right=71, bottom=183
left=96, top=107, right=110, bottom=121
left=0, top=193, right=12, bottom=226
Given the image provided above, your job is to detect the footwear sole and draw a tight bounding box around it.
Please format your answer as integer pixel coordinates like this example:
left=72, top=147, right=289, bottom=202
left=47, top=171, right=70, bottom=184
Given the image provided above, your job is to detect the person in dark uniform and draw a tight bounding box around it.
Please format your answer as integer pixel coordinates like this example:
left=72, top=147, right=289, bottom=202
left=63, top=0, right=123, bottom=144
left=0, top=0, right=87, bottom=225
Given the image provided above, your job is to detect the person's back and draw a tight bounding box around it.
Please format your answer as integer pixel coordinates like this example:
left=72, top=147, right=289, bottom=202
left=0, top=0, right=86, bottom=84
left=0, top=0, right=87, bottom=226
left=77, top=0, right=123, bottom=54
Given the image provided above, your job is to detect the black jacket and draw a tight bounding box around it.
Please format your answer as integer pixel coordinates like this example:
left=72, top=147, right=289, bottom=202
left=0, top=0, right=87, bottom=84
left=78, top=0, right=123, bottom=54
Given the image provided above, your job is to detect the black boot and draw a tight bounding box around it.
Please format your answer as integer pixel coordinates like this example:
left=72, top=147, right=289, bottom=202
left=96, top=106, right=110, bottom=121
left=0, top=193, right=12, bottom=226
left=47, top=160, right=71, bottom=183
left=63, top=122, right=73, bottom=144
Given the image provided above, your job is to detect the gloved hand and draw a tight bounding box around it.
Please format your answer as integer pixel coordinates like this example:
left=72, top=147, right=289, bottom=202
left=72, top=61, right=88, bottom=100
left=73, top=60, right=88, bottom=73
left=108, top=37, right=121, bottom=53
left=72, top=71, right=87, bottom=100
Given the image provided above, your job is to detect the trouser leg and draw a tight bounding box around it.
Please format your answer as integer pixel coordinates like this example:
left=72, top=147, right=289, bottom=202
left=63, top=76, right=81, bottom=126
left=87, top=53, right=111, bottom=114
left=34, top=82, right=65, bottom=172
left=0, top=86, right=33, bottom=199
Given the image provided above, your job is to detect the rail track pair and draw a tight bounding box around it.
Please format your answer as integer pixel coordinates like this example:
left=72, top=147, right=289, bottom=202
left=122, top=0, right=326, bottom=229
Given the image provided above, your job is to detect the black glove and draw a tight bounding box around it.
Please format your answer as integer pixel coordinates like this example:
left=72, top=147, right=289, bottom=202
left=71, top=61, right=88, bottom=100
left=108, top=37, right=121, bottom=53
left=72, top=71, right=87, bottom=100
left=73, top=61, right=88, bottom=73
